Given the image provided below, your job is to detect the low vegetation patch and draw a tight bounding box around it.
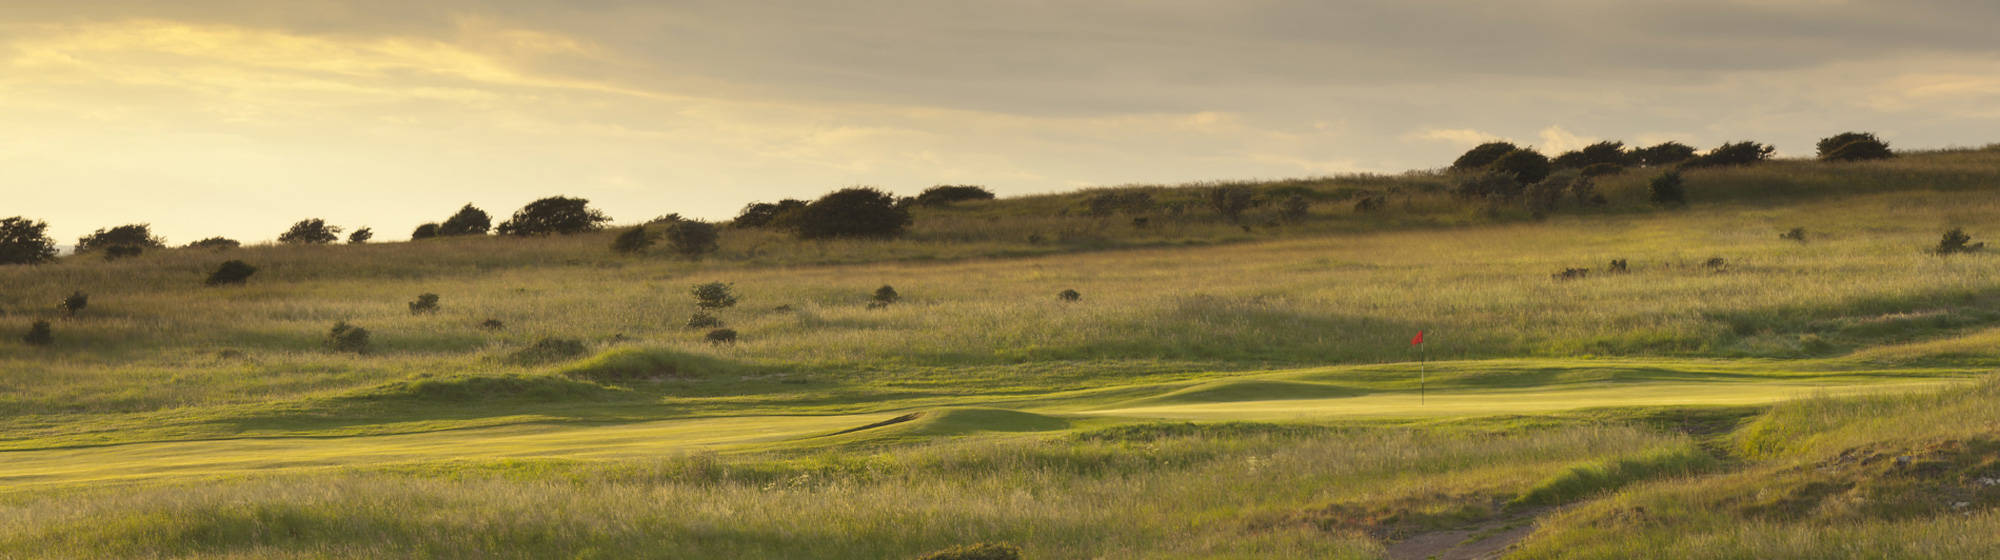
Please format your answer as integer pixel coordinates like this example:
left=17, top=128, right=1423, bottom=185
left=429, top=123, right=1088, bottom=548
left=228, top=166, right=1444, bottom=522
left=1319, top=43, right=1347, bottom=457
left=505, top=337, right=589, bottom=365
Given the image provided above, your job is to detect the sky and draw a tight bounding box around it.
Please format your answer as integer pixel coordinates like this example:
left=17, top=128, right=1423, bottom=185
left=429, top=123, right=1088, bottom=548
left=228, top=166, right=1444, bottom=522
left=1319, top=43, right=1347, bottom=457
left=4, top=1, right=1999, bottom=245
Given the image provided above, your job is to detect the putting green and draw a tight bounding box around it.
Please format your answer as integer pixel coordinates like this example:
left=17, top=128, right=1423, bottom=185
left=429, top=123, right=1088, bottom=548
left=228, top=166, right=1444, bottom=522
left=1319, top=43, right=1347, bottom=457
left=1081, top=379, right=1962, bottom=419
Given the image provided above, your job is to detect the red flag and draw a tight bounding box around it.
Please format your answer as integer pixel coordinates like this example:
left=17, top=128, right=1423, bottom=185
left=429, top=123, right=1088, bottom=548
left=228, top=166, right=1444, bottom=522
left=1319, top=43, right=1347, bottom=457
left=1411, top=330, right=1424, bottom=345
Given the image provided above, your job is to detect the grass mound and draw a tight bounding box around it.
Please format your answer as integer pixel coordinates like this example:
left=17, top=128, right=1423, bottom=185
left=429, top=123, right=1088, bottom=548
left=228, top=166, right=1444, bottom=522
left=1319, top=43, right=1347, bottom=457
left=1510, top=444, right=1720, bottom=508
left=826, top=408, right=1071, bottom=442
left=1123, top=379, right=1366, bottom=406
left=350, top=373, right=632, bottom=403
left=558, top=347, right=748, bottom=382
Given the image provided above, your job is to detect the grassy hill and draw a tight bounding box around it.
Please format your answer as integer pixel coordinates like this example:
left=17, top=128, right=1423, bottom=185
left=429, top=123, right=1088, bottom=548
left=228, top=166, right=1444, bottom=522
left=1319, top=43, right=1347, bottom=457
left=2, top=146, right=2000, bottom=558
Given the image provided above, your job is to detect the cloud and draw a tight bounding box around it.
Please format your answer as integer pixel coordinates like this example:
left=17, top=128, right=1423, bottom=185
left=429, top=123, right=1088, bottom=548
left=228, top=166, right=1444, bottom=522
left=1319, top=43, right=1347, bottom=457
left=1409, top=128, right=1506, bottom=147
left=1536, top=126, right=1597, bottom=153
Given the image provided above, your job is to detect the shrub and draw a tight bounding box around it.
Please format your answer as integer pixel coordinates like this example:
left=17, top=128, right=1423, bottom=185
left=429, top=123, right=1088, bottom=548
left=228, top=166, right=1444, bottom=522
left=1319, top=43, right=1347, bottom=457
left=915, top=185, right=996, bottom=207
left=204, top=260, right=258, bottom=286
left=346, top=227, right=373, bottom=244
left=1687, top=141, right=1774, bottom=167
left=1553, top=141, right=1631, bottom=170
left=1452, top=171, right=1523, bottom=200
left=665, top=221, right=721, bottom=259
left=1934, top=228, right=1985, bottom=255
left=408, top=293, right=440, bottom=314
left=1632, top=142, right=1697, bottom=166
left=704, top=328, right=738, bottom=344
left=75, top=224, right=166, bottom=254
left=1608, top=259, right=1629, bottom=273
left=1279, top=194, right=1310, bottom=221
left=480, top=319, right=505, bottom=330
left=1084, top=190, right=1155, bottom=217
left=1648, top=171, right=1686, bottom=206
left=915, top=542, right=1022, bottom=560
left=1206, top=186, right=1258, bottom=222
left=1450, top=141, right=1520, bottom=171
left=1058, top=289, right=1081, bottom=301
left=496, top=196, right=610, bottom=236
left=691, top=282, right=738, bottom=310
left=1570, top=177, right=1606, bottom=206
left=610, top=226, right=652, bottom=255
left=438, top=204, right=493, bottom=236
left=1704, top=257, right=1727, bottom=269
left=60, top=291, right=88, bottom=316
left=1579, top=163, right=1623, bottom=178
left=0, top=216, right=58, bottom=265
left=21, top=320, right=52, bottom=346
left=411, top=223, right=441, bottom=240
left=278, top=219, right=342, bottom=245
left=325, top=321, right=370, bottom=354
left=792, top=188, right=910, bottom=239
left=103, top=245, right=144, bottom=260
left=685, top=311, right=723, bottom=329
left=505, top=338, right=589, bottom=364
left=185, top=237, right=241, bottom=250
left=873, top=285, right=900, bottom=304
left=732, top=199, right=807, bottom=229
left=1780, top=227, right=1807, bottom=242
left=1817, top=132, right=1893, bottom=162
left=1524, top=172, right=1578, bottom=217
left=1352, top=195, right=1386, bottom=212
left=1490, top=149, right=1552, bottom=183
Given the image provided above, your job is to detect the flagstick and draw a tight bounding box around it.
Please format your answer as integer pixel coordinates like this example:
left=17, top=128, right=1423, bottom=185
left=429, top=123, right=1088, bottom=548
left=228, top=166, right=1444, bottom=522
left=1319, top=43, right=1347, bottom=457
left=1419, top=344, right=1426, bottom=406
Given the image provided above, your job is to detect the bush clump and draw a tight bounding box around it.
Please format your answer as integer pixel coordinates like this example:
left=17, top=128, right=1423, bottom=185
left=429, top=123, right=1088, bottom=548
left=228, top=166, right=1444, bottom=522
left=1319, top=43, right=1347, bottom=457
left=685, top=311, right=722, bottom=329
left=480, top=319, right=506, bottom=330
left=1631, top=141, right=1697, bottom=167
left=60, top=291, right=88, bottom=316
left=915, top=185, right=996, bottom=207
left=792, top=188, right=910, bottom=239
left=1687, top=141, right=1774, bottom=168
left=184, top=237, right=241, bottom=250
left=915, top=542, right=1022, bottom=560
left=325, top=321, right=370, bottom=354
left=103, top=245, right=143, bottom=260
left=408, top=293, right=440, bottom=314
left=410, top=223, right=441, bottom=240
left=1648, top=171, right=1686, bottom=206
left=1450, top=141, right=1520, bottom=171
left=0, top=216, right=59, bottom=265
left=76, top=224, right=166, bottom=254
left=704, top=328, right=738, bottom=344
left=496, top=196, right=610, bottom=236
left=732, top=199, right=807, bottom=229
left=205, top=260, right=258, bottom=286
left=505, top=338, right=589, bottom=364
left=610, top=226, right=652, bottom=255
left=1083, top=190, right=1156, bottom=217
left=1058, top=289, right=1081, bottom=302
left=437, top=204, right=493, bottom=236
left=278, top=219, right=342, bottom=245
left=1817, top=132, right=1893, bottom=162
left=346, top=227, right=373, bottom=244
left=665, top=221, right=721, bottom=259
left=873, top=285, right=900, bottom=305
left=691, top=282, right=738, bottom=310
left=1934, top=228, right=1985, bottom=255
left=1780, top=227, right=1807, bottom=242
left=1452, top=171, right=1523, bottom=200
left=1205, top=186, right=1257, bottom=222
left=21, top=320, right=52, bottom=346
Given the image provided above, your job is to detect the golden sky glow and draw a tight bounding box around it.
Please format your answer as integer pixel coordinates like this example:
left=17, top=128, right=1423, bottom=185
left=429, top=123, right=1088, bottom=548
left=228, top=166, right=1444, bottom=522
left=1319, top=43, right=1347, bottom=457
left=4, top=1, right=1999, bottom=244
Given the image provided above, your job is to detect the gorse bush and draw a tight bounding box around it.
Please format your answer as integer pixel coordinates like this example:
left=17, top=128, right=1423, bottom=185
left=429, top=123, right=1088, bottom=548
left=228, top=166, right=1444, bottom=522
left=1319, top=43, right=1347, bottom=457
left=437, top=204, right=492, bottom=236
left=496, top=196, right=610, bottom=236
left=704, top=328, right=738, bottom=344
left=1058, top=289, right=1081, bottom=302
left=0, top=216, right=58, bottom=265
left=1632, top=141, right=1697, bottom=166
left=692, top=282, right=738, bottom=310
left=204, top=260, right=258, bottom=286
left=346, top=227, right=373, bottom=244
left=686, top=311, right=722, bottom=329
left=915, top=185, right=996, bottom=207
left=1817, top=132, right=1893, bottom=162
left=1553, top=141, right=1632, bottom=169
left=1206, top=186, right=1257, bottom=222
left=1452, top=171, right=1523, bottom=200
left=665, top=221, right=721, bottom=259
left=1490, top=148, right=1553, bottom=183
left=278, top=219, right=342, bottom=245
left=60, top=291, right=88, bottom=316
left=792, top=187, right=910, bottom=239
left=732, top=199, right=806, bottom=229
left=1934, top=228, right=1984, bottom=255
left=1649, top=171, right=1687, bottom=206
left=325, top=321, right=370, bottom=354
left=1451, top=141, right=1519, bottom=171
left=1688, top=141, right=1774, bottom=168
left=410, top=223, right=441, bottom=240
left=873, top=285, right=900, bottom=304
left=408, top=293, right=439, bottom=314
left=75, top=224, right=166, bottom=254
left=610, top=226, right=652, bottom=255
left=21, top=320, right=52, bottom=346
left=184, top=237, right=240, bottom=250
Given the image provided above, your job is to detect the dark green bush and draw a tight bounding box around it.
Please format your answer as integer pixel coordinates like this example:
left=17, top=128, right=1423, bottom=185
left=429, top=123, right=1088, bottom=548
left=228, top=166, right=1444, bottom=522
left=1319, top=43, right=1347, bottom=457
left=1780, top=227, right=1807, bottom=242
left=21, top=320, right=52, bottom=346
left=410, top=223, right=441, bottom=240
left=665, top=221, right=721, bottom=259
left=873, top=285, right=900, bottom=304
left=184, top=237, right=241, bottom=250
left=1553, top=141, right=1631, bottom=169
left=1687, top=141, right=1774, bottom=167
left=437, top=204, right=492, bottom=236
left=1450, top=141, right=1520, bottom=171
left=1058, top=289, right=1081, bottom=302
left=1084, top=190, right=1155, bottom=217
left=686, top=311, right=723, bottom=329
left=1648, top=171, right=1686, bottom=206
left=704, top=328, right=738, bottom=344
left=732, top=199, right=807, bottom=229
left=915, top=542, right=1022, bottom=560
left=692, top=282, right=738, bottom=310
left=1934, top=228, right=1985, bottom=255
left=76, top=224, right=166, bottom=254
left=346, top=227, right=373, bottom=244
left=325, top=321, right=370, bottom=354
left=792, top=188, right=910, bottom=239
left=0, top=216, right=59, bottom=265
left=610, top=226, right=652, bottom=255
left=480, top=319, right=505, bottom=330
left=1279, top=194, right=1310, bottom=221
left=1352, top=195, right=1386, bottom=212
left=103, top=245, right=143, bottom=260
left=1490, top=149, right=1552, bottom=183
left=408, top=293, right=440, bottom=315
left=1205, top=186, right=1257, bottom=222
left=496, top=196, right=610, bottom=236
left=204, top=260, right=258, bottom=286
left=1632, top=142, right=1697, bottom=166
left=1452, top=171, right=1523, bottom=200
left=915, top=185, right=996, bottom=207
left=60, top=291, right=87, bottom=316
left=1817, top=132, right=1893, bottom=162
left=506, top=338, right=589, bottom=364
left=278, top=219, right=342, bottom=245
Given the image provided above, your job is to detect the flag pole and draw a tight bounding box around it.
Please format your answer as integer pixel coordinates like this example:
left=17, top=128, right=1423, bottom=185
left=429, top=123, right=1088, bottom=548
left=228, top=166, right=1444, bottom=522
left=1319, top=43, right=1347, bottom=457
left=1412, top=330, right=1426, bottom=406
